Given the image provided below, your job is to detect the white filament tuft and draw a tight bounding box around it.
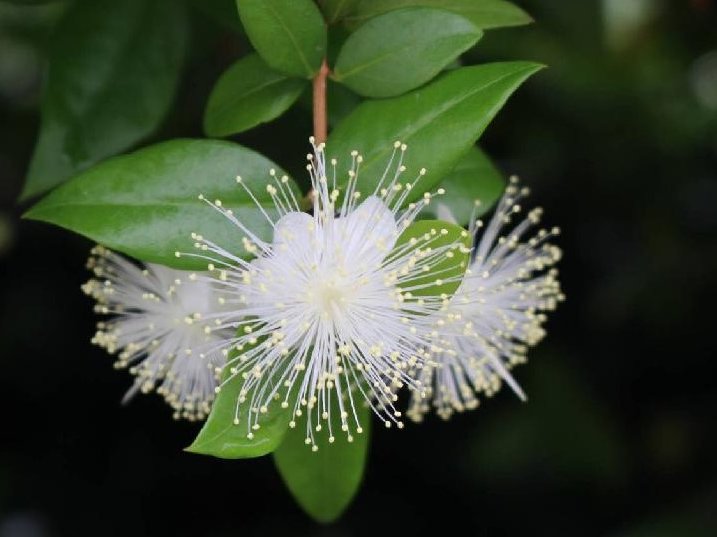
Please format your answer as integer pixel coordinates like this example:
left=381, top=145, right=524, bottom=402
left=184, top=140, right=468, bottom=447
left=408, top=177, right=564, bottom=421
left=83, top=246, right=229, bottom=421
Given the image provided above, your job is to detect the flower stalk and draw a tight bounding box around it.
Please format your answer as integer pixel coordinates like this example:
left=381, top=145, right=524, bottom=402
left=312, top=58, right=330, bottom=143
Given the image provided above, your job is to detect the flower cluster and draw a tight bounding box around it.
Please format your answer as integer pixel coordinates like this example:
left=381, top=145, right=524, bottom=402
left=84, top=142, right=562, bottom=449
left=83, top=246, right=227, bottom=420
left=409, top=178, right=564, bottom=421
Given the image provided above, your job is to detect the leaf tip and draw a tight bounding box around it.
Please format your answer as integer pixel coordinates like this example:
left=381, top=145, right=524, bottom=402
left=183, top=442, right=204, bottom=455
left=21, top=203, right=44, bottom=222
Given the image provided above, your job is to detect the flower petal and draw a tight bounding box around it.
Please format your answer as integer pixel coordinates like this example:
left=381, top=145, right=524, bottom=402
left=338, top=195, right=398, bottom=267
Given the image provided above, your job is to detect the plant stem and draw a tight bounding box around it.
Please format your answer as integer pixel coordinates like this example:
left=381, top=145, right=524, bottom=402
left=312, top=58, right=330, bottom=143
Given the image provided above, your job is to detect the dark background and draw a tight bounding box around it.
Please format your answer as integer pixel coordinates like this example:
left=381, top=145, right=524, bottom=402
left=1, top=0, right=716, bottom=536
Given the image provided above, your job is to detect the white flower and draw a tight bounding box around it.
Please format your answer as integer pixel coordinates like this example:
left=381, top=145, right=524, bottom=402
left=409, top=177, right=564, bottom=421
left=82, top=246, right=227, bottom=421
left=180, top=139, right=469, bottom=449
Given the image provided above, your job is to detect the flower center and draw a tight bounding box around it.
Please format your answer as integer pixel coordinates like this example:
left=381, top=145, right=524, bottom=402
left=312, top=279, right=353, bottom=318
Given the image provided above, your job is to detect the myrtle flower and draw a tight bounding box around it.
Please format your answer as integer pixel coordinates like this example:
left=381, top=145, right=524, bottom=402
left=82, top=246, right=227, bottom=421
left=408, top=177, right=564, bottom=421
left=180, top=139, right=469, bottom=449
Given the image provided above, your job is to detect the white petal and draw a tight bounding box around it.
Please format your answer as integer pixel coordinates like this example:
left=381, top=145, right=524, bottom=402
left=272, top=211, right=314, bottom=248
left=338, top=195, right=398, bottom=266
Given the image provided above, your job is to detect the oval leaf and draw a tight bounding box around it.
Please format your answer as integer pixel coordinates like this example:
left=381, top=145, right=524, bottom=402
left=21, top=0, right=188, bottom=200
left=204, top=53, right=308, bottom=137
left=327, top=62, right=542, bottom=202
left=347, top=0, right=533, bottom=30
left=422, top=146, right=505, bottom=226
left=236, top=0, right=327, bottom=78
left=273, top=400, right=371, bottom=523
left=391, top=219, right=472, bottom=298
left=333, top=7, right=482, bottom=98
left=187, top=333, right=293, bottom=459
left=24, top=139, right=300, bottom=270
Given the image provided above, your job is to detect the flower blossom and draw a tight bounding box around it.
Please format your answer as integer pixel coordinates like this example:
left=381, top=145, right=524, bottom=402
left=83, top=246, right=227, bottom=420
left=180, top=139, right=470, bottom=449
left=408, top=178, right=564, bottom=421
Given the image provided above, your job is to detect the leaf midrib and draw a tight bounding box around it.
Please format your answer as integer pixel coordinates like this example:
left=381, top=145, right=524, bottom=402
left=336, top=29, right=476, bottom=80
left=265, top=1, right=315, bottom=77
left=27, top=198, right=272, bottom=214
left=211, top=76, right=304, bottom=121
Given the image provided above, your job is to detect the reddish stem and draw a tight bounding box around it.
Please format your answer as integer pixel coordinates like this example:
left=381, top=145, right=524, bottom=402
left=312, top=58, right=330, bottom=143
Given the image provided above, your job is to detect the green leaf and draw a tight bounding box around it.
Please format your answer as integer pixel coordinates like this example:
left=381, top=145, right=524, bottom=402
left=24, top=139, right=300, bottom=270
left=333, top=7, right=482, bottom=98
left=236, top=0, right=327, bottom=78
left=204, top=53, right=308, bottom=137
left=327, top=62, right=542, bottom=201
left=273, top=399, right=371, bottom=523
left=422, top=146, right=505, bottom=226
left=347, top=0, right=533, bottom=31
left=21, top=0, right=188, bottom=200
left=187, top=333, right=293, bottom=459
left=318, top=0, right=362, bottom=23
left=391, top=219, right=471, bottom=298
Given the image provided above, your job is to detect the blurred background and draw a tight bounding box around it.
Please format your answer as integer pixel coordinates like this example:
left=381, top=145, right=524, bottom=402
left=1, top=0, right=716, bottom=535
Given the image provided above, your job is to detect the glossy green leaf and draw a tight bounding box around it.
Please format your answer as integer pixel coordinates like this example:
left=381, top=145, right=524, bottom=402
left=318, top=0, right=362, bottom=23
left=274, top=400, right=371, bottom=523
left=423, top=146, right=505, bottom=225
left=347, top=0, right=532, bottom=30
left=333, top=7, right=482, bottom=98
left=24, top=139, right=299, bottom=270
left=187, top=333, right=293, bottom=459
left=21, top=0, right=187, bottom=200
left=204, top=53, right=308, bottom=137
left=327, top=62, right=541, bottom=202
left=236, top=0, right=326, bottom=78
left=391, top=219, right=471, bottom=298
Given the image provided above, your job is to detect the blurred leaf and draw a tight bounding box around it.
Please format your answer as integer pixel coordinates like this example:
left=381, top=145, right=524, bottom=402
left=327, top=81, right=362, bottom=126
left=346, top=0, right=532, bottom=30
left=187, top=333, right=293, bottom=459
left=318, top=0, right=361, bottom=23
left=467, top=357, right=627, bottom=488
left=613, top=521, right=715, bottom=537
left=423, top=146, right=505, bottom=225
left=273, top=400, right=370, bottom=523
left=0, top=0, right=59, bottom=4
left=326, top=20, right=351, bottom=68
left=189, top=0, right=244, bottom=33
left=21, top=0, right=187, bottom=200
left=610, top=493, right=717, bottom=537
left=204, top=53, right=307, bottom=137
left=333, top=7, right=482, bottom=98
left=392, top=220, right=471, bottom=298
left=24, top=139, right=299, bottom=270
left=327, top=62, right=542, bottom=201
left=236, top=0, right=326, bottom=78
